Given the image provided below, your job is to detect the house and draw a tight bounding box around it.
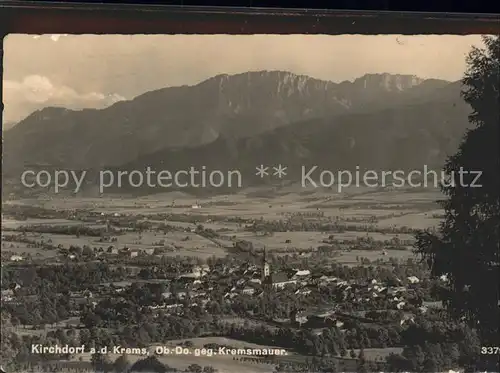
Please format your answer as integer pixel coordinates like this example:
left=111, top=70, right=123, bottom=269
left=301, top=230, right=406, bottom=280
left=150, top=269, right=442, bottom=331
left=149, top=304, right=167, bottom=310
left=98, top=234, right=116, bottom=243
left=290, top=310, right=308, bottom=325
left=302, top=313, right=337, bottom=329
left=387, top=286, right=406, bottom=295
left=317, top=276, right=338, bottom=286
left=191, top=291, right=207, bottom=298
left=191, top=264, right=210, bottom=278
left=143, top=248, right=155, bottom=255
left=9, top=255, right=23, bottom=262
left=1, top=289, right=14, bottom=302
left=423, top=301, right=444, bottom=309
left=232, top=278, right=244, bottom=287
left=418, top=306, right=428, bottom=314
left=178, top=272, right=199, bottom=281
left=165, top=303, right=183, bottom=310
left=129, top=250, right=140, bottom=258
left=272, top=272, right=297, bottom=289
left=407, top=276, right=420, bottom=284
left=292, top=269, right=311, bottom=278
left=242, top=287, right=255, bottom=295
left=400, top=315, right=415, bottom=326
left=396, top=301, right=406, bottom=310
left=176, top=291, right=187, bottom=300
left=318, top=275, right=337, bottom=282
left=119, top=248, right=139, bottom=258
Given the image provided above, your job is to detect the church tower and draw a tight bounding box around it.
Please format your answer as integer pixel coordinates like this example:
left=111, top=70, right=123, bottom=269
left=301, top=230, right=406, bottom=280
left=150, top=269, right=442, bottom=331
left=262, top=248, right=271, bottom=286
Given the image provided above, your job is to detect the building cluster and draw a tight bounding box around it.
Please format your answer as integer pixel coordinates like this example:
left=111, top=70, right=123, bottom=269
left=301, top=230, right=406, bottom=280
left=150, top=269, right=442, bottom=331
left=2, top=251, right=436, bottom=329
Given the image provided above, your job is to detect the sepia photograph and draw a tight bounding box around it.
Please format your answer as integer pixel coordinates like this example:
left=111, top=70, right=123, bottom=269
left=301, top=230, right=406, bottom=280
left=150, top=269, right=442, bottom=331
left=1, top=31, right=499, bottom=373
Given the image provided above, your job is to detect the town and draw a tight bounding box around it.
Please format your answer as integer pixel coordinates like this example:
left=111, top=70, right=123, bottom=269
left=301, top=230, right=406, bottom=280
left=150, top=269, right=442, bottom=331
left=0, top=190, right=477, bottom=373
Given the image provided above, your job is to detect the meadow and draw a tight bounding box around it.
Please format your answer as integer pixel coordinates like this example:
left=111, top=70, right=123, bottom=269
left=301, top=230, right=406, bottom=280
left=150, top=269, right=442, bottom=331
left=2, top=185, right=442, bottom=264
left=72, top=337, right=283, bottom=373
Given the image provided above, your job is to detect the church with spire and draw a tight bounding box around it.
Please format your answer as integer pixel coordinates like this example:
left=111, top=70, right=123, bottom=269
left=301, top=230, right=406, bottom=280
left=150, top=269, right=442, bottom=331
left=260, top=248, right=300, bottom=291
left=261, top=248, right=272, bottom=288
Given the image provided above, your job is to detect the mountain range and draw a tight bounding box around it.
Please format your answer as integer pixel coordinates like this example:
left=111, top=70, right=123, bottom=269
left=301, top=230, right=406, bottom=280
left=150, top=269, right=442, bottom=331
left=2, top=121, right=17, bottom=131
left=2, top=71, right=472, bottom=194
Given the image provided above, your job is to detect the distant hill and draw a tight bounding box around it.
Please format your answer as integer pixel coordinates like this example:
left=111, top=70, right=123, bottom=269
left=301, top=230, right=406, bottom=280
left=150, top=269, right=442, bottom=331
left=3, top=71, right=455, bottom=174
left=2, top=121, right=17, bottom=131
left=99, top=97, right=471, bottom=195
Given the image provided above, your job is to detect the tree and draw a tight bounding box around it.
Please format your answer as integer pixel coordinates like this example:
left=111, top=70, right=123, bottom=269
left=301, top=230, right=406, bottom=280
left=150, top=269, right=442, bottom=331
left=113, top=354, right=130, bottom=372
left=339, top=346, right=347, bottom=358
left=358, top=348, right=365, bottom=361
left=186, top=364, right=203, bottom=373
left=91, top=352, right=111, bottom=372
left=129, top=356, right=168, bottom=373
left=386, top=353, right=410, bottom=372
left=402, top=344, right=425, bottom=372
left=414, top=36, right=499, bottom=371
left=357, top=348, right=368, bottom=373
left=0, top=311, right=18, bottom=368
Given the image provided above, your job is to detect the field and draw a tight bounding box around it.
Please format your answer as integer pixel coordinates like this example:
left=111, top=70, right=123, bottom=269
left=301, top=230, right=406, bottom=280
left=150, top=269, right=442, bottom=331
left=13, top=317, right=82, bottom=337
left=72, top=337, right=284, bottom=373
left=335, top=248, right=414, bottom=264
left=2, top=221, right=227, bottom=259
left=2, top=185, right=443, bottom=264
left=1, top=240, right=58, bottom=258
left=353, top=347, right=403, bottom=360
left=2, top=218, right=88, bottom=229
left=221, top=316, right=280, bottom=331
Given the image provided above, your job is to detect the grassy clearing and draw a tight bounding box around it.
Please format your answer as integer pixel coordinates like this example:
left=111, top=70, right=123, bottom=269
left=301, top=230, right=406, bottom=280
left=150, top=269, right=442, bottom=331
left=231, top=231, right=325, bottom=251
left=336, top=249, right=415, bottom=265
left=1, top=241, right=58, bottom=258
left=3, top=187, right=442, bottom=259
left=376, top=213, right=442, bottom=230
left=72, top=337, right=284, bottom=373
left=353, top=347, right=403, bottom=360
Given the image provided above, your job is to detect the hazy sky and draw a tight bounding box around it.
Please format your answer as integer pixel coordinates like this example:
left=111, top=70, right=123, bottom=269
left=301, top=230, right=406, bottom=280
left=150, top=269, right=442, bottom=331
left=3, top=34, right=485, bottom=123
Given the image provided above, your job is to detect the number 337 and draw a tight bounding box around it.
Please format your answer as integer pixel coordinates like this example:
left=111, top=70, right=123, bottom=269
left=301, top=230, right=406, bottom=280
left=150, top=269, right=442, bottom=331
left=481, top=346, right=500, bottom=354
